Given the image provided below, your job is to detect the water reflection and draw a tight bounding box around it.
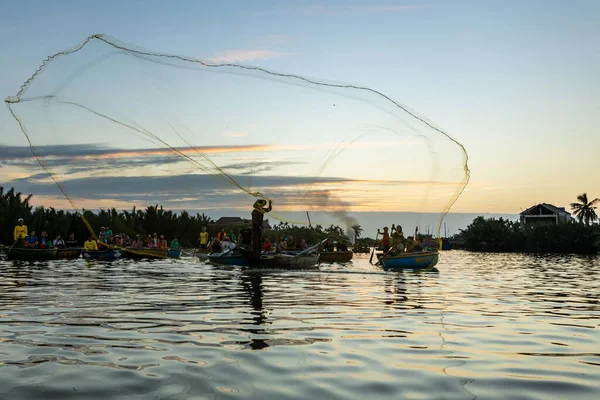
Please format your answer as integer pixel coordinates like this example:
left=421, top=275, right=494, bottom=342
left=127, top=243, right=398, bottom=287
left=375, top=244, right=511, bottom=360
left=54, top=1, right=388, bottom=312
left=0, top=252, right=598, bottom=399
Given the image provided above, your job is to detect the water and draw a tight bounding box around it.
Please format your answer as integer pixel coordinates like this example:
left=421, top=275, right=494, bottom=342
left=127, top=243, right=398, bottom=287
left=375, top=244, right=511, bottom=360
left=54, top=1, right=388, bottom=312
left=0, top=251, right=598, bottom=399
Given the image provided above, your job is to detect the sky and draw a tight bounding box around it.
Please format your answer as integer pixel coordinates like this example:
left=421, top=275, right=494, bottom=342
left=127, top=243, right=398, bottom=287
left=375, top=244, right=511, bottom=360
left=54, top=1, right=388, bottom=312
left=0, top=0, right=599, bottom=234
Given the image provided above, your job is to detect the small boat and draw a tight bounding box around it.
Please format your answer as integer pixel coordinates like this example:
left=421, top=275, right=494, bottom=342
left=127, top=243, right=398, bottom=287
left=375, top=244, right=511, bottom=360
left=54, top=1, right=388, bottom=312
left=378, top=251, right=439, bottom=270
left=55, top=247, right=82, bottom=259
left=82, top=249, right=125, bottom=260
left=3, top=247, right=57, bottom=261
left=238, top=247, right=319, bottom=269
left=207, top=250, right=248, bottom=266
left=319, top=251, right=353, bottom=263
left=167, top=248, right=181, bottom=258
left=124, top=248, right=169, bottom=259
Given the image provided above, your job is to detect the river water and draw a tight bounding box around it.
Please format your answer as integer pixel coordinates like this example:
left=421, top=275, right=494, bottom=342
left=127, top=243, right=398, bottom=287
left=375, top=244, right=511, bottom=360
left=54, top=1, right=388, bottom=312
left=0, top=251, right=598, bottom=399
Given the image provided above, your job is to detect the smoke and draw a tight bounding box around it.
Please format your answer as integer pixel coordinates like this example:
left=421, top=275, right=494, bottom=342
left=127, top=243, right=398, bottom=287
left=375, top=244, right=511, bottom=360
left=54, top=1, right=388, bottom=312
left=307, top=189, right=359, bottom=243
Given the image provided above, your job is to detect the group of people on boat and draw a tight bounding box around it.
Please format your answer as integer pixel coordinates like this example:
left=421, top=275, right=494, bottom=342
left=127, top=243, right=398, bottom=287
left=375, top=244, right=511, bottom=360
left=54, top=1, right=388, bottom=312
left=377, top=224, right=437, bottom=254
left=13, top=219, right=180, bottom=252
left=13, top=218, right=78, bottom=249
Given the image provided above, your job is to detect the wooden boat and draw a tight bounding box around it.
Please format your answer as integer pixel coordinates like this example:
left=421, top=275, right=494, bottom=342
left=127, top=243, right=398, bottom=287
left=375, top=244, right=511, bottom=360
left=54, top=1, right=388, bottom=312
left=238, top=247, right=319, bottom=269
left=82, top=249, right=125, bottom=260
left=167, top=248, right=181, bottom=258
left=124, top=248, right=169, bottom=259
left=207, top=250, right=248, bottom=266
left=3, top=247, right=57, bottom=261
left=378, top=251, right=439, bottom=270
left=319, top=251, right=353, bottom=263
left=55, top=247, right=82, bottom=259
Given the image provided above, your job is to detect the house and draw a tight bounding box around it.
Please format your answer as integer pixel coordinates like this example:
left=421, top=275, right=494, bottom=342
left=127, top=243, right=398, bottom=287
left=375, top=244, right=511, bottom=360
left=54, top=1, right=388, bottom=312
left=214, top=216, right=271, bottom=229
left=519, top=203, right=574, bottom=225
left=215, top=217, right=246, bottom=226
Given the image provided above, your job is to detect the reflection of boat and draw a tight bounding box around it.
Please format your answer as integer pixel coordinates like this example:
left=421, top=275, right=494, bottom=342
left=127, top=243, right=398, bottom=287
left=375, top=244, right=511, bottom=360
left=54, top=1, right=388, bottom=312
left=239, top=247, right=319, bottom=269
left=82, top=249, right=125, bottom=260
left=378, top=251, right=439, bottom=270
left=319, top=251, right=353, bottom=263
left=4, top=247, right=57, bottom=261
left=55, top=248, right=82, bottom=259
left=207, top=250, right=248, bottom=266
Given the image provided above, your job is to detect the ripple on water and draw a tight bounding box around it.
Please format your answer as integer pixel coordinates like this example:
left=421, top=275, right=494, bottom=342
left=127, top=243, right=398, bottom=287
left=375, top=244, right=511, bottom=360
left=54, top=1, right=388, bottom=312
left=0, top=251, right=599, bottom=399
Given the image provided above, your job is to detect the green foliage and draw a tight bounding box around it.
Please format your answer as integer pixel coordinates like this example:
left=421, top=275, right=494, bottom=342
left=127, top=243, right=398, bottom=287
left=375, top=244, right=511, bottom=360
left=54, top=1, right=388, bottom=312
left=0, top=186, right=349, bottom=248
left=0, top=186, right=220, bottom=247
left=459, top=216, right=599, bottom=254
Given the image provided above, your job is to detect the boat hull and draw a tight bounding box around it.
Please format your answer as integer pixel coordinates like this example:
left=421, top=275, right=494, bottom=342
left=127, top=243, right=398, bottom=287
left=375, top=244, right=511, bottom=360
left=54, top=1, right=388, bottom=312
left=82, top=249, right=125, bottom=260
left=207, top=251, right=248, bottom=266
left=167, top=249, right=181, bottom=258
left=55, top=248, right=82, bottom=259
left=4, top=247, right=57, bottom=261
left=319, top=251, right=353, bottom=263
left=239, top=247, right=319, bottom=269
left=380, top=251, right=439, bottom=270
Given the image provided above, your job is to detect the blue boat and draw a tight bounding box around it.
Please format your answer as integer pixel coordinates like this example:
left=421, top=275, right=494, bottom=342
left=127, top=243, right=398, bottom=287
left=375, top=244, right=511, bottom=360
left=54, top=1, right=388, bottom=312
left=207, top=250, right=248, bottom=266
left=82, top=249, right=125, bottom=261
left=379, top=251, right=439, bottom=270
left=167, top=248, right=181, bottom=258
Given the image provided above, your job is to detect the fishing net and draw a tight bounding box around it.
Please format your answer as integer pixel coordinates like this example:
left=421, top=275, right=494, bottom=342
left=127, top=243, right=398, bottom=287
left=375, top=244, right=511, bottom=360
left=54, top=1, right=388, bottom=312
left=6, top=34, right=469, bottom=244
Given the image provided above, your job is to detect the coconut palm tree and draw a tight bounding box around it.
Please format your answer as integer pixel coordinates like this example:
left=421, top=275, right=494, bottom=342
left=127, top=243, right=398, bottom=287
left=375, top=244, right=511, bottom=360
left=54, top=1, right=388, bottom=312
left=570, top=193, right=599, bottom=225
left=351, top=224, right=363, bottom=239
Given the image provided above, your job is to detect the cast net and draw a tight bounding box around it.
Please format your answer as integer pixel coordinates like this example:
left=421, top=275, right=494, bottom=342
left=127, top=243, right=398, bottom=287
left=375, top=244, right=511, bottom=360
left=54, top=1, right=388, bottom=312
left=6, top=34, right=469, bottom=247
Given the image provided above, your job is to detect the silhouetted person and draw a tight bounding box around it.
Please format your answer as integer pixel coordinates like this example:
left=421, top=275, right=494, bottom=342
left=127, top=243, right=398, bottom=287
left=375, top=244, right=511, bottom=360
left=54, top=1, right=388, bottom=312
left=251, top=199, right=272, bottom=253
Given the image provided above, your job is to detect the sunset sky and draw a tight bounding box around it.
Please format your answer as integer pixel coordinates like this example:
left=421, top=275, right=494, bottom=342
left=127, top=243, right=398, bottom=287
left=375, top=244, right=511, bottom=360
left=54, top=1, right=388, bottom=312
left=1, top=0, right=598, bottom=227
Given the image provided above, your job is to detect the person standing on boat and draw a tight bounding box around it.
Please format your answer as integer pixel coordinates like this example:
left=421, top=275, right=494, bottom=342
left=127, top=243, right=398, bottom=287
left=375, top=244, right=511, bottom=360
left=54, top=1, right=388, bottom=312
left=199, top=227, right=209, bottom=251
left=251, top=199, right=272, bottom=253
left=13, top=218, right=28, bottom=247
left=391, top=224, right=405, bottom=253
left=377, top=227, right=391, bottom=252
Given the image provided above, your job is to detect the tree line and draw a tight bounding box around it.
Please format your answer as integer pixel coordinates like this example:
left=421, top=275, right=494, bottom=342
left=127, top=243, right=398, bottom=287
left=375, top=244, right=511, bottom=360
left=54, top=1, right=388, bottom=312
left=0, top=187, right=358, bottom=248
left=455, top=193, right=599, bottom=254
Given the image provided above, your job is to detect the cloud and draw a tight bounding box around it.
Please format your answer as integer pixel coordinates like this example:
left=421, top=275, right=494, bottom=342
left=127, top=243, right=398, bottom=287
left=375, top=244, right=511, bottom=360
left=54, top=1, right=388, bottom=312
left=205, top=49, right=287, bottom=64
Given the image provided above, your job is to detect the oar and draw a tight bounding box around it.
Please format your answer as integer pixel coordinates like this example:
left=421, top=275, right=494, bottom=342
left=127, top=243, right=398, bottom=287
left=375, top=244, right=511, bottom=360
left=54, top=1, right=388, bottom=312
left=376, top=245, right=397, bottom=266
left=294, top=238, right=328, bottom=258
left=5, top=237, right=20, bottom=256
left=369, top=232, right=379, bottom=264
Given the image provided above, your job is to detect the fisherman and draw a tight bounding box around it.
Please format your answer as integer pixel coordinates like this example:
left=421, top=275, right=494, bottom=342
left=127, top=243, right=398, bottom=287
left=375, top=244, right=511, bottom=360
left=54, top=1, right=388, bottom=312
left=13, top=218, right=28, bottom=247
left=199, top=227, right=209, bottom=250
left=377, top=226, right=391, bottom=252
left=251, top=199, right=272, bottom=253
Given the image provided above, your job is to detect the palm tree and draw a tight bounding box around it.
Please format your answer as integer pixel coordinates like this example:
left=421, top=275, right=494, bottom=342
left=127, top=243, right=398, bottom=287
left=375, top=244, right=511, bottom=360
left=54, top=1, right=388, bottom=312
left=570, top=193, right=599, bottom=225
left=351, top=224, right=363, bottom=239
